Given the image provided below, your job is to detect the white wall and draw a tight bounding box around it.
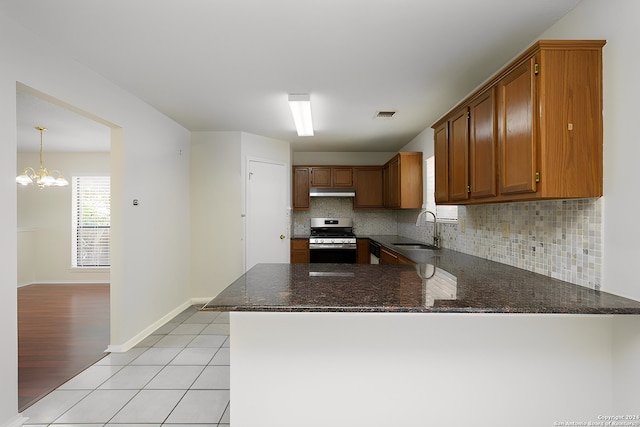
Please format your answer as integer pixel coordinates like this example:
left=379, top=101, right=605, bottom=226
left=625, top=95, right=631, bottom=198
left=1, top=11, right=191, bottom=424
left=17, top=152, right=110, bottom=286
left=0, top=73, right=21, bottom=426
left=232, top=313, right=619, bottom=426
left=538, top=0, right=640, bottom=302
left=190, top=132, right=243, bottom=301
left=293, top=151, right=395, bottom=166
left=190, top=131, right=291, bottom=301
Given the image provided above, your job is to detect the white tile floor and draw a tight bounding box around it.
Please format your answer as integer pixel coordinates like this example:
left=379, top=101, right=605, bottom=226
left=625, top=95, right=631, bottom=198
left=22, top=306, right=230, bottom=427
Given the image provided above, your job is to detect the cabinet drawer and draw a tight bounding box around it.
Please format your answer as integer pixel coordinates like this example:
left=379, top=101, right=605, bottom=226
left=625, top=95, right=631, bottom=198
left=291, top=239, right=309, bottom=250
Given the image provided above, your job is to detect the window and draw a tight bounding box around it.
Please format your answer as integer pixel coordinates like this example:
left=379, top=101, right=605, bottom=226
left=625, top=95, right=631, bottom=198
left=425, top=156, right=458, bottom=222
left=72, top=176, right=110, bottom=267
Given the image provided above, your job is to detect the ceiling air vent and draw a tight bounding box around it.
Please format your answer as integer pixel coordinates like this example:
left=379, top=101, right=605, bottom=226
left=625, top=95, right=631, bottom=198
left=375, top=110, right=396, bottom=119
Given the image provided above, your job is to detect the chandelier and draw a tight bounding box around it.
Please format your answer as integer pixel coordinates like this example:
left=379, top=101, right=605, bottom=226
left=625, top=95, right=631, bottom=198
left=16, top=126, right=69, bottom=188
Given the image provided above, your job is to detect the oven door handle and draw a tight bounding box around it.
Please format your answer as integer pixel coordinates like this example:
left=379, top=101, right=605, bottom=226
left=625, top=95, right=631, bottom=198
left=309, top=243, right=357, bottom=250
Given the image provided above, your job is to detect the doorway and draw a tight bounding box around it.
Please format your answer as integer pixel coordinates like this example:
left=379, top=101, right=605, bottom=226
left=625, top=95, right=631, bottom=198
left=16, top=84, right=112, bottom=409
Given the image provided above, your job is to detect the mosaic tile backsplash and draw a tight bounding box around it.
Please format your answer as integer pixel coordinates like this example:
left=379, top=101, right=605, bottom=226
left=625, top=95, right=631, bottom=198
left=398, top=198, right=602, bottom=290
left=293, top=197, right=603, bottom=290
left=292, top=198, right=398, bottom=236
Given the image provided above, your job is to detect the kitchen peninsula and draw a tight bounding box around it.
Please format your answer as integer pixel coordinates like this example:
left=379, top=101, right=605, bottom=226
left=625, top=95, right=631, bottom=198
left=204, top=243, right=640, bottom=426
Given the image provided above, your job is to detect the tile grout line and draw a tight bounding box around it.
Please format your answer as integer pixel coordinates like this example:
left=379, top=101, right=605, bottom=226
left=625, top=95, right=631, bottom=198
left=24, top=306, right=230, bottom=426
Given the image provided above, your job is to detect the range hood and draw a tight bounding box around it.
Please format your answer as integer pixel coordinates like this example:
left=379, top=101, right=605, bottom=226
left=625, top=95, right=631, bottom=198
left=309, top=187, right=356, bottom=197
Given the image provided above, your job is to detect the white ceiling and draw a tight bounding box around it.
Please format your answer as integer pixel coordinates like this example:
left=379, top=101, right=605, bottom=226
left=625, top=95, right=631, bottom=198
left=5, top=0, right=581, bottom=153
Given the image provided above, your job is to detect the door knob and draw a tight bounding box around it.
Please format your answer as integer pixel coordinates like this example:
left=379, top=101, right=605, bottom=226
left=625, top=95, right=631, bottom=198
left=280, top=235, right=286, bottom=239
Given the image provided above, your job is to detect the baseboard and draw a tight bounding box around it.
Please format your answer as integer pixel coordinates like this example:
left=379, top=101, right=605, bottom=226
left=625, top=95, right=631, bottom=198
left=1, top=414, right=28, bottom=427
left=191, top=297, right=214, bottom=307
left=105, top=299, right=193, bottom=353
left=18, top=281, right=109, bottom=287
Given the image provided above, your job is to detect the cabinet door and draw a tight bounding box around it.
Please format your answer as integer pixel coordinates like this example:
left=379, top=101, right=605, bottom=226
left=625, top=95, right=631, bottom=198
left=497, top=58, right=537, bottom=195
left=379, top=247, right=398, bottom=265
left=384, top=155, right=400, bottom=208
left=310, top=167, right=332, bottom=187
left=449, top=107, right=469, bottom=202
left=434, top=122, right=449, bottom=203
left=398, top=152, right=423, bottom=209
left=356, top=239, right=370, bottom=264
left=353, top=167, right=384, bottom=209
left=332, top=168, right=354, bottom=187
left=292, top=167, right=310, bottom=209
left=290, top=239, right=309, bottom=263
left=469, top=88, right=497, bottom=199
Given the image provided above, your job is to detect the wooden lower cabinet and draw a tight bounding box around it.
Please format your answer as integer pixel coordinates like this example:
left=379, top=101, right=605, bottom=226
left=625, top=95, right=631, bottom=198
left=357, top=239, right=370, bottom=264
left=379, top=246, right=414, bottom=265
left=290, top=239, right=309, bottom=263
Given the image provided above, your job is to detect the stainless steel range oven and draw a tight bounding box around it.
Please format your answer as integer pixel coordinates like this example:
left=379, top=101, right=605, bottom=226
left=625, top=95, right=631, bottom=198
left=309, top=218, right=357, bottom=263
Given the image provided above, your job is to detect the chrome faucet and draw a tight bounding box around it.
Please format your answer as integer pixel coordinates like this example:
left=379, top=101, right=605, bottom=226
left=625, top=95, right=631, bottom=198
left=416, top=209, right=440, bottom=248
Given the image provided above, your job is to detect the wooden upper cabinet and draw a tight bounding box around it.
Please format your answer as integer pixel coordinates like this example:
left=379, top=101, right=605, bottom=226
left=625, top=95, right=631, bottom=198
left=293, top=155, right=421, bottom=211
left=332, top=167, right=354, bottom=187
left=309, top=167, right=332, bottom=187
left=309, top=167, right=354, bottom=188
left=537, top=44, right=604, bottom=198
left=293, top=167, right=310, bottom=210
left=432, top=40, right=605, bottom=205
left=383, top=155, right=400, bottom=208
left=434, top=122, right=449, bottom=204
left=497, top=57, right=537, bottom=196
left=353, top=167, right=384, bottom=209
left=384, top=152, right=423, bottom=209
left=469, top=87, right=498, bottom=199
left=448, top=107, right=470, bottom=202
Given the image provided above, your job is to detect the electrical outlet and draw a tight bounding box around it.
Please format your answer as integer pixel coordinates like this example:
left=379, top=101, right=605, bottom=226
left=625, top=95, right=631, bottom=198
left=460, top=218, right=466, bottom=233
left=501, top=222, right=510, bottom=238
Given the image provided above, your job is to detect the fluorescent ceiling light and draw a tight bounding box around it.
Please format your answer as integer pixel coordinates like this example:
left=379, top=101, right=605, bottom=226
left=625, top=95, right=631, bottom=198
left=288, top=94, right=314, bottom=136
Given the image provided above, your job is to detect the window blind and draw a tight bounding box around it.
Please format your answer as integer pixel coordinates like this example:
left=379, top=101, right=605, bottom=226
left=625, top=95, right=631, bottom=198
left=72, top=176, right=111, bottom=267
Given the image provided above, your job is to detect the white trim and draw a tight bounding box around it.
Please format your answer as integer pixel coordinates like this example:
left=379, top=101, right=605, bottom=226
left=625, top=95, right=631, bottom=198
left=105, top=299, right=193, bottom=353
left=191, top=297, right=214, bottom=306
left=1, top=414, right=28, bottom=427
left=69, top=267, right=110, bottom=274
left=18, top=281, right=109, bottom=287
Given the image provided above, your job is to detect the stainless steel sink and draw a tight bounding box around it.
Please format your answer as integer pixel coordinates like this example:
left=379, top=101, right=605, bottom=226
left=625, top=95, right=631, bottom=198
left=392, top=242, right=439, bottom=250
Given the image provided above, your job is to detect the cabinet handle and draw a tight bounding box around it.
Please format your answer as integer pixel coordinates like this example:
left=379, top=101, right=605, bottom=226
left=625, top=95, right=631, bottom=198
left=280, top=235, right=286, bottom=240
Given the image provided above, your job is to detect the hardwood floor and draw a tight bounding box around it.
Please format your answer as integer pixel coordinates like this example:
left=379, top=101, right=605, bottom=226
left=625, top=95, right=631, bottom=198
left=18, top=283, right=110, bottom=411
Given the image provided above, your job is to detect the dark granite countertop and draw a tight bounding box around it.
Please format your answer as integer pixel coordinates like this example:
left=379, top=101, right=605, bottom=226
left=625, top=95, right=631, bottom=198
left=203, top=236, right=640, bottom=314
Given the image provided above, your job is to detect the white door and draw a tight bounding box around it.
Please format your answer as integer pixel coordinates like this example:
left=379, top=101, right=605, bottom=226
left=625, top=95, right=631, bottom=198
left=245, top=159, right=289, bottom=271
